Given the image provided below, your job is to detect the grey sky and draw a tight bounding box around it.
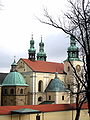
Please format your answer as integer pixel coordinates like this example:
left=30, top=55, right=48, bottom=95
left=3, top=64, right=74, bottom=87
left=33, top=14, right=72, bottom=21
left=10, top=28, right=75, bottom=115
left=0, top=0, right=69, bottom=72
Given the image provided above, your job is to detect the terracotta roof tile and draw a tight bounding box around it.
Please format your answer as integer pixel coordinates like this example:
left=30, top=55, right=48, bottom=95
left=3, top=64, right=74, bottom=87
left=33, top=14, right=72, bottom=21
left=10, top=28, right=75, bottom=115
left=0, top=103, right=88, bottom=115
left=22, top=59, right=64, bottom=73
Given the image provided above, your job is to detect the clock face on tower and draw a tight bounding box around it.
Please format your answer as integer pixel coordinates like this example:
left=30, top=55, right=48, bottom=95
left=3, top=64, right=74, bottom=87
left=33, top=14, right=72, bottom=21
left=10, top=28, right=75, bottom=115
left=76, top=65, right=81, bottom=72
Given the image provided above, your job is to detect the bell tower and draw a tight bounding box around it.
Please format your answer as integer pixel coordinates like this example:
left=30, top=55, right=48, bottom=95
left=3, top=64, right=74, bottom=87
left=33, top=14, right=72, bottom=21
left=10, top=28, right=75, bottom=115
left=28, top=34, right=36, bottom=61
left=37, top=36, right=47, bottom=61
left=64, top=35, right=83, bottom=103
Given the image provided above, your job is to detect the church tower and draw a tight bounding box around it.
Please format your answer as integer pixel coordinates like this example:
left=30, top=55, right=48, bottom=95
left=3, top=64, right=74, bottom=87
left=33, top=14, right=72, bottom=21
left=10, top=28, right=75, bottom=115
left=64, top=35, right=83, bottom=103
left=37, top=36, right=47, bottom=61
left=28, top=34, right=36, bottom=61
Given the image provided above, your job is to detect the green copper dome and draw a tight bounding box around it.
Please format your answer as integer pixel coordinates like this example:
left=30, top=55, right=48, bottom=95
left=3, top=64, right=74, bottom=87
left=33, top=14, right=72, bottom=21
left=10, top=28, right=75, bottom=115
left=28, top=39, right=36, bottom=53
left=45, top=73, right=69, bottom=92
left=28, top=34, right=36, bottom=53
left=2, top=72, right=28, bottom=86
left=68, top=45, right=79, bottom=52
left=68, top=36, right=78, bottom=52
left=37, top=51, right=46, bottom=56
left=39, top=40, right=44, bottom=46
left=28, top=48, right=36, bottom=53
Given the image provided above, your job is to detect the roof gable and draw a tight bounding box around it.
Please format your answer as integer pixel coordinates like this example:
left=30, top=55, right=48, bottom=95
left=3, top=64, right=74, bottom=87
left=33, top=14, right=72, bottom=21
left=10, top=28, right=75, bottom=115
left=22, top=59, right=64, bottom=73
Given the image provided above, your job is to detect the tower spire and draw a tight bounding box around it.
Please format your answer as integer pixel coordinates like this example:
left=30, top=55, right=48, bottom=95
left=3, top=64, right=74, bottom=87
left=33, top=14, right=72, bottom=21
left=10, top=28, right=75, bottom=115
left=10, top=56, right=17, bottom=72
left=67, top=35, right=80, bottom=61
left=31, top=33, right=33, bottom=40
left=28, top=34, right=36, bottom=61
left=37, top=36, right=47, bottom=61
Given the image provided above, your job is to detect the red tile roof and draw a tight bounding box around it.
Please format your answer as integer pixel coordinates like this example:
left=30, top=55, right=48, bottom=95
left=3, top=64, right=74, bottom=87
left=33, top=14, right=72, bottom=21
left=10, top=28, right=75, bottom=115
left=22, top=59, right=64, bottom=73
left=0, top=103, right=88, bottom=115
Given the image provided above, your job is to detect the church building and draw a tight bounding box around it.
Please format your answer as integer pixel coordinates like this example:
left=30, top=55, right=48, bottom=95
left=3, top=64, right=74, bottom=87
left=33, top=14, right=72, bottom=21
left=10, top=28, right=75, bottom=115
left=0, top=34, right=83, bottom=106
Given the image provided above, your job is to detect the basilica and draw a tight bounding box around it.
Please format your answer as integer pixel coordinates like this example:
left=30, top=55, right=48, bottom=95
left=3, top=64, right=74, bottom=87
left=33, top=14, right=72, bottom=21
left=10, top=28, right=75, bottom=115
left=0, top=35, right=83, bottom=106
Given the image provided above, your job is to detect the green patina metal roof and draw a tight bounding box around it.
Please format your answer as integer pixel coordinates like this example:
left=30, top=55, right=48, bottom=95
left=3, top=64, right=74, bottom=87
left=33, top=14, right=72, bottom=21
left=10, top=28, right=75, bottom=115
left=45, top=74, right=69, bottom=92
left=28, top=48, right=36, bottom=53
left=68, top=45, right=79, bottom=51
left=11, top=108, right=41, bottom=114
left=65, top=35, right=80, bottom=61
left=28, top=34, right=36, bottom=53
left=37, top=36, right=47, bottom=61
left=2, top=72, right=28, bottom=86
left=64, top=58, right=81, bottom=62
left=37, top=51, right=46, bottom=56
left=11, top=59, right=17, bottom=66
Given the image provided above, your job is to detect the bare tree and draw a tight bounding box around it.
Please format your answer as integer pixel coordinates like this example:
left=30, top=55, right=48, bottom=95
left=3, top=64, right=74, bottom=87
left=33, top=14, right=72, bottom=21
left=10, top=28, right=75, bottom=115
left=68, top=61, right=87, bottom=120
left=38, top=0, right=90, bottom=120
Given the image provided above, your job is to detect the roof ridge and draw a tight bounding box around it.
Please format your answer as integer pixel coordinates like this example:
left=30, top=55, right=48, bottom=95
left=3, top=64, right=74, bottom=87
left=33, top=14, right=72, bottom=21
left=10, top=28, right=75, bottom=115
left=22, top=58, right=63, bottom=64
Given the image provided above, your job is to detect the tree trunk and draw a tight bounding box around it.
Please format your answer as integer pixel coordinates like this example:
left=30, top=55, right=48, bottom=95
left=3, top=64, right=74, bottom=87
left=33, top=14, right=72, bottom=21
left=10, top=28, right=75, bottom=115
left=86, top=54, right=90, bottom=115
left=75, top=108, right=81, bottom=120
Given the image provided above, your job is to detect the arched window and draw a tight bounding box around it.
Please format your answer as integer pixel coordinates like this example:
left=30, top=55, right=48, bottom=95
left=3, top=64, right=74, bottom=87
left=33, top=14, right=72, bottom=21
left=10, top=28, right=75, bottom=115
left=38, top=97, right=43, bottom=102
left=10, top=88, right=14, bottom=95
left=38, top=80, right=43, bottom=92
left=20, top=89, right=23, bottom=94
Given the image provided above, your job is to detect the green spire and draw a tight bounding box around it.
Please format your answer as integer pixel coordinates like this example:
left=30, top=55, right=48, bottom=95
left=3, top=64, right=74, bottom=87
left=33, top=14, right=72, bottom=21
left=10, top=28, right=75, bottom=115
left=66, top=35, right=80, bottom=61
left=10, top=56, right=17, bottom=72
left=28, top=34, right=36, bottom=61
left=37, top=36, right=47, bottom=61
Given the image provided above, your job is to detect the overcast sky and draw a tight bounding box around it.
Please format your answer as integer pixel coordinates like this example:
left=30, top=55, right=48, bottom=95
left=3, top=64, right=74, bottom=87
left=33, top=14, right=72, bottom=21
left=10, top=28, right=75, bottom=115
left=0, top=0, right=70, bottom=73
